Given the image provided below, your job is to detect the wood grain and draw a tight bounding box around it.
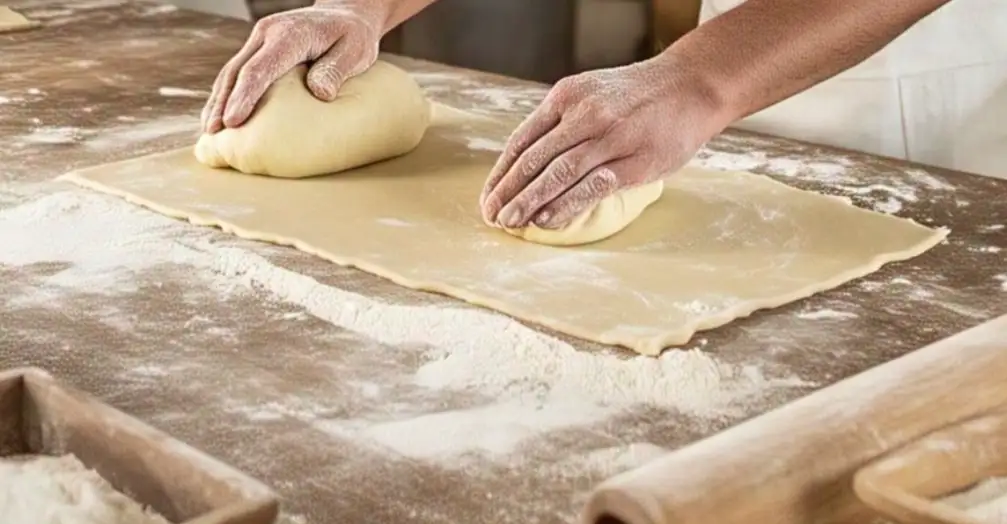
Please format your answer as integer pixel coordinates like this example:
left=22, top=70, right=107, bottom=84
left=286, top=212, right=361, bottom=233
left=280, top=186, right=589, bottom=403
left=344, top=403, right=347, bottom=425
left=582, top=314, right=1007, bottom=524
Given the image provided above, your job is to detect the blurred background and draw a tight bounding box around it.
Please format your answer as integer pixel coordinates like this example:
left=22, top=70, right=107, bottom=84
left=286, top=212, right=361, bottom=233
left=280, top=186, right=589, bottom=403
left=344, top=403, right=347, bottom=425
left=165, top=0, right=702, bottom=83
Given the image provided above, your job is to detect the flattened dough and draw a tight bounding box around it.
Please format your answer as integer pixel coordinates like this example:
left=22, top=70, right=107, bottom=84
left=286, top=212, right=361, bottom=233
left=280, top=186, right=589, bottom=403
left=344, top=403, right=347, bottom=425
left=504, top=181, right=665, bottom=246
left=62, top=103, right=948, bottom=356
left=0, top=7, right=39, bottom=33
left=194, top=60, right=430, bottom=178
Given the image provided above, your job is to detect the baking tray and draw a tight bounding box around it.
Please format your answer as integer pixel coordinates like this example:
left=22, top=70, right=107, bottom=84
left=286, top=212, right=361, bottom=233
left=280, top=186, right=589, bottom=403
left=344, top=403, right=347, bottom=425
left=0, top=367, right=279, bottom=524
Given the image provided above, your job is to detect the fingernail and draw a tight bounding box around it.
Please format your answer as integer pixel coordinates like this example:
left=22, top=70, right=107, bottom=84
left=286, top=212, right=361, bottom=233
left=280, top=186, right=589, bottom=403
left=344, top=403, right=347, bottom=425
left=497, top=205, right=523, bottom=228
left=533, top=211, right=552, bottom=228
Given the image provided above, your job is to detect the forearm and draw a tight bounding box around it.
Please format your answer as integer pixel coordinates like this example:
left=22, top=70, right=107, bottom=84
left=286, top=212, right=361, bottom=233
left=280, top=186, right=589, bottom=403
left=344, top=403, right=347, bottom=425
left=313, top=0, right=440, bottom=34
left=380, top=0, right=440, bottom=33
left=664, top=0, right=953, bottom=124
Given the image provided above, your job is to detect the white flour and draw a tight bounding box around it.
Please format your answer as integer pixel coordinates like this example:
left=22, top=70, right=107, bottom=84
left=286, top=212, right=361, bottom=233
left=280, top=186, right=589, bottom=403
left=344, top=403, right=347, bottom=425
left=0, top=187, right=811, bottom=462
left=11, top=116, right=198, bottom=153
left=0, top=455, right=169, bottom=524
left=940, top=477, right=1007, bottom=523
left=157, top=86, right=209, bottom=98
left=689, top=145, right=955, bottom=215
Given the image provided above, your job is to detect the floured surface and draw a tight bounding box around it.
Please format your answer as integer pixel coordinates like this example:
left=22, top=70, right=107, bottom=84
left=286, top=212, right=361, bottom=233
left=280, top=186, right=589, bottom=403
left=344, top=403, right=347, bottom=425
left=3, top=5, right=1006, bottom=523
left=0, top=454, right=169, bottom=524
left=63, top=104, right=946, bottom=355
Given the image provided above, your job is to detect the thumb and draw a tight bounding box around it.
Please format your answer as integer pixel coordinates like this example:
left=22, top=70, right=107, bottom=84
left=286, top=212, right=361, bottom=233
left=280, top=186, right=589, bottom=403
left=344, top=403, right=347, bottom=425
left=306, top=39, right=365, bottom=101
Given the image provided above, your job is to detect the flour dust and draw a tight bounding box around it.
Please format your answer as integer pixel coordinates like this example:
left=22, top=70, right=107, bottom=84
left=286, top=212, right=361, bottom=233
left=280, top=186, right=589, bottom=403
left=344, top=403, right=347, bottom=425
left=0, top=185, right=811, bottom=468
left=0, top=455, right=169, bottom=524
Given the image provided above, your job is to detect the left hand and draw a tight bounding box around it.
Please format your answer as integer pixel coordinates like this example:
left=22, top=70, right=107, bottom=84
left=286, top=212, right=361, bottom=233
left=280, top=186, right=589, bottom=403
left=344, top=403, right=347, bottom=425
left=479, top=55, right=730, bottom=230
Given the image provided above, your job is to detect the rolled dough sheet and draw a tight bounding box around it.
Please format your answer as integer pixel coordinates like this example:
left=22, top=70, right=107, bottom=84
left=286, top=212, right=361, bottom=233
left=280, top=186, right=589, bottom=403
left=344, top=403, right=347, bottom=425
left=60, top=104, right=948, bottom=356
left=0, top=6, right=39, bottom=33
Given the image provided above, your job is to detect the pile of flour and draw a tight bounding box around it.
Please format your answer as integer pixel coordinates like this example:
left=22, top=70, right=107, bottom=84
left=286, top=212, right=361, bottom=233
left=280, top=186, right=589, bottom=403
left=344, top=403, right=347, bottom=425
left=0, top=455, right=169, bottom=524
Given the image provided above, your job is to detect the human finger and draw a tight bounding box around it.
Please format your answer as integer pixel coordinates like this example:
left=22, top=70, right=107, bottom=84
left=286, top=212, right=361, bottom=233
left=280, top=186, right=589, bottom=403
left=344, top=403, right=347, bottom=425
left=478, top=101, right=560, bottom=216
left=202, top=34, right=263, bottom=133
left=222, top=41, right=304, bottom=128
left=483, top=120, right=591, bottom=228
left=494, top=139, right=616, bottom=228
left=532, top=157, right=646, bottom=230
left=306, top=37, right=365, bottom=101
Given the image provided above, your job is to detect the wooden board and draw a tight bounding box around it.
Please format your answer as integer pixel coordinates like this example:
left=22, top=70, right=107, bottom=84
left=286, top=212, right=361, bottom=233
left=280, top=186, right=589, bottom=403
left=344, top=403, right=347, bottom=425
left=1, top=2, right=1006, bottom=524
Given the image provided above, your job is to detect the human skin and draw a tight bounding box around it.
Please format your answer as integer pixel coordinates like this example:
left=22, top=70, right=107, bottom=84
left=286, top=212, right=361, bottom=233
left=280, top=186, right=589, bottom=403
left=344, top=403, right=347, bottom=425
left=201, top=0, right=440, bottom=134
left=480, top=0, right=956, bottom=229
left=201, top=0, right=955, bottom=229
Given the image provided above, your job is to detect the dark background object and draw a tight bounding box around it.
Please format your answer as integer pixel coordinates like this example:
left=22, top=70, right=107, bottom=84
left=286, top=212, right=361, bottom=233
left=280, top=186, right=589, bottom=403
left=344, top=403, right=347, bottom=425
left=384, top=0, right=577, bottom=83
left=246, top=0, right=660, bottom=83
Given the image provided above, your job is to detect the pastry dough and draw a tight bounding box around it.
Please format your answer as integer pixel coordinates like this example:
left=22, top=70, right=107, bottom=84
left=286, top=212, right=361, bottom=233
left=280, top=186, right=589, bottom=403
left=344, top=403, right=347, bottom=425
left=62, top=104, right=948, bottom=356
left=504, top=181, right=665, bottom=246
left=0, top=7, right=39, bottom=33
left=194, top=60, right=430, bottom=178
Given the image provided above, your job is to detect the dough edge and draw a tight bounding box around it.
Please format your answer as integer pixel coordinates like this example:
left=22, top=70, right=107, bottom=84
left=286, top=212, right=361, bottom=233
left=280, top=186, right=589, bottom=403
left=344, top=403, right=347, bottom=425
left=58, top=158, right=950, bottom=357
left=0, top=6, right=40, bottom=33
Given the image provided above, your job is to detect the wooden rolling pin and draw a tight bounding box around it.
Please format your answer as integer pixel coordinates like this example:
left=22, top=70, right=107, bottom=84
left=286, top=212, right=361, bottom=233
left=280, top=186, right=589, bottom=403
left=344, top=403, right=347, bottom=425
left=581, top=314, right=1007, bottom=524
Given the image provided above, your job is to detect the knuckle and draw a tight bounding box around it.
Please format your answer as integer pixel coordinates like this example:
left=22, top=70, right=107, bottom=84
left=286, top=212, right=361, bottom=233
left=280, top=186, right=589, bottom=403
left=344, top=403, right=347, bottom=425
left=579, top=99, right=618, bottom=127
left=517, top=147, right=549, bottom=178
left=547, top=154, right=580, bottom=182
left=251, top=15, right=278, bottom=34
left=545, top=77, right=578, bottom=107
left=590, top=167, right=620, bottom=191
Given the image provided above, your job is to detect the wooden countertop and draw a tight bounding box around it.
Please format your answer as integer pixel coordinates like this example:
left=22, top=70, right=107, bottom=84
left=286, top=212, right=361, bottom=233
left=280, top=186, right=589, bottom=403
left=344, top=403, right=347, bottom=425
left=2, top=2, right=1005, bottom=523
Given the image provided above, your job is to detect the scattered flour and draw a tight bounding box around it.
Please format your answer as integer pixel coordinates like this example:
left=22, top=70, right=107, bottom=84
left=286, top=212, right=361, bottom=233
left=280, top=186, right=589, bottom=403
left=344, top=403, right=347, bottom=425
left=21, top=126, right=83, bottom=145
left=940, top=477, right=1007, bottom=524
left=796, top=309, right=858, bottom=320
left=0, top=188, right=812, bottom=463
left=81, top=115, right=198, bottom=150
left=12, top=116, right=198, bottom=152
left=690, top=145, right=954, bottom=215
left=0, top=455, right=169, bottom=524
left=543, top=442, right=669, bottom=478
left=158, top=86, right=209, bottom=98
left=467, top=137, right=505, bottom=152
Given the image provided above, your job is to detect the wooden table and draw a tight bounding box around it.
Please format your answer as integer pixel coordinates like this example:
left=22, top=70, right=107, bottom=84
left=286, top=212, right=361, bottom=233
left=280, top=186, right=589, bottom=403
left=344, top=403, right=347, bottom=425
left=2, top=2, right=1005, bottom=523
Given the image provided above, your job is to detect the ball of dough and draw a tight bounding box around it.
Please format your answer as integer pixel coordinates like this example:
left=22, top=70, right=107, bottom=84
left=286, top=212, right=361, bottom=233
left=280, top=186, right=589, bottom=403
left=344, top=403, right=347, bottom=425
left=504, top=181, right=664, bottom=246
left=194, top=60, right=431, bottom=178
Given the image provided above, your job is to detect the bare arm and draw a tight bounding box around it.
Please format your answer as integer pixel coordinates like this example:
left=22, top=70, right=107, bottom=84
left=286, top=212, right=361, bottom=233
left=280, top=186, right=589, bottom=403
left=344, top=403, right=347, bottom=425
left=666, top=0, right=954, bottom=124
left=379, top=0, right=440, bottom=33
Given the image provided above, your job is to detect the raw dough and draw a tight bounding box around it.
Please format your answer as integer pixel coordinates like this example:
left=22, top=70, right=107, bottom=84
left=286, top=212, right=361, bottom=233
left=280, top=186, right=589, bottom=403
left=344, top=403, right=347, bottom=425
left=62, top=103, right=948, bottom=356
left=0, top=6, right=39, bottom=33
left=0, top=454, right=169, bottom=524
left=504, top=181, right=665, bottom=246
left=194, top=60, right=431, bottom=178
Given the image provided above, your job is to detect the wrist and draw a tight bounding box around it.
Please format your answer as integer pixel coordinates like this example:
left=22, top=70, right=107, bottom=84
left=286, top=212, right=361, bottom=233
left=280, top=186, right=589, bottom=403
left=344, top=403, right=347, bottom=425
left=312, top=0, right=395, bottom=32
left=648, top=50, right=738, bottom=139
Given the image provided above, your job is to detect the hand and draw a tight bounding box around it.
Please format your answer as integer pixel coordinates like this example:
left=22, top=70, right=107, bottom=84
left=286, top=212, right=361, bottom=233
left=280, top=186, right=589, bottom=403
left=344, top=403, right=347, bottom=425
left=479, top=55, right=730, bottom=230
left=201, top=1, right=387, bottom=134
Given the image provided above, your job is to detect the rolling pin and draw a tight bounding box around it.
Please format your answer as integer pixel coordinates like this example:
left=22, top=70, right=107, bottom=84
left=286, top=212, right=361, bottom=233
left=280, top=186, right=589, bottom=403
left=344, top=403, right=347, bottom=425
left=581, top=314, right=1007, bottom=524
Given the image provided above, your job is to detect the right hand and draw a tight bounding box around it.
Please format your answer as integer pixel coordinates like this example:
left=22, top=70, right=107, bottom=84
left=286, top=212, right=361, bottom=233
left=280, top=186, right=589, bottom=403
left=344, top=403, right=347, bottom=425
left=201, top=1, right=387, bottom=134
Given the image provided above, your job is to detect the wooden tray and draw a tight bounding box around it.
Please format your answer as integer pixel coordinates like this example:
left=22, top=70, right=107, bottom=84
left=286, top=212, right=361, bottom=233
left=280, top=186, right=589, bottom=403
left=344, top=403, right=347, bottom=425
left=0, top=367, right=279, bottom=524
left=854, top=407, right=1007, bottom=524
